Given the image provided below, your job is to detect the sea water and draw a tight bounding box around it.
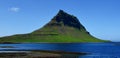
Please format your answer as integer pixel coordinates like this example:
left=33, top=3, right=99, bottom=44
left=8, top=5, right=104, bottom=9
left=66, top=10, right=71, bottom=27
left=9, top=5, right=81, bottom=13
left=0, top=42, right=120, bottom=58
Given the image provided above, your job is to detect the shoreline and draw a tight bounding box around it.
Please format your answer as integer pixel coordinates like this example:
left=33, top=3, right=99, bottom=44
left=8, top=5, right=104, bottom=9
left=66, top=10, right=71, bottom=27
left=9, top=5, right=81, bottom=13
left=0, top=50, right=87, bottom=55
left=0, top=50, right=87, bottom=58
left=0, top=42, right=111, bottom=44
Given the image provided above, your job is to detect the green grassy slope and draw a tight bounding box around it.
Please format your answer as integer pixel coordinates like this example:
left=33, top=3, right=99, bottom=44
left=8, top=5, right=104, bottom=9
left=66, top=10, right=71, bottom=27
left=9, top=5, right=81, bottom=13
left=0, top=26, right=106, bottom=42
left=0, top=10, right=109, bottom=43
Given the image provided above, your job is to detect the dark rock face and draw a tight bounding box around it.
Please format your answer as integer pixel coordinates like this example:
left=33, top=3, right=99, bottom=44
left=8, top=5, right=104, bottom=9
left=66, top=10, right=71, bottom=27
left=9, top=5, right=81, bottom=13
left=47, top=10, right=86, bottom=30
left=31, top=10, right=90, bottom=35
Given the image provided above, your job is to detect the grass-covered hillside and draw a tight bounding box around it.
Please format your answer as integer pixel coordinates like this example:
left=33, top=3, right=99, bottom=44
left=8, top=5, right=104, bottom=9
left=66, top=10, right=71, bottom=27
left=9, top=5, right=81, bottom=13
left=0, top=10, right=109, bottom=43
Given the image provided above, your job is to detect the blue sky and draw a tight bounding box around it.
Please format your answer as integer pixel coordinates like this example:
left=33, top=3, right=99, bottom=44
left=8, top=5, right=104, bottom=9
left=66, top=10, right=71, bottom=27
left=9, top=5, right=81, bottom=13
left=0, top=0, right=120, bottom=41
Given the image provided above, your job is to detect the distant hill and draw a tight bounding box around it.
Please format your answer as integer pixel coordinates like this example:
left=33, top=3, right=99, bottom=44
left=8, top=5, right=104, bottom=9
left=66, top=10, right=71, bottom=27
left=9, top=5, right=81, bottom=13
left=0, top=10, right=109, bottom=43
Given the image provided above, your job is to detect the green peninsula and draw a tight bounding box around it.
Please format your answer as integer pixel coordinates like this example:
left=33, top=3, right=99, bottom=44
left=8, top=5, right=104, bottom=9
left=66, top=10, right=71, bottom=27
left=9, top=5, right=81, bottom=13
left=0, top=10, right=109, bottom=43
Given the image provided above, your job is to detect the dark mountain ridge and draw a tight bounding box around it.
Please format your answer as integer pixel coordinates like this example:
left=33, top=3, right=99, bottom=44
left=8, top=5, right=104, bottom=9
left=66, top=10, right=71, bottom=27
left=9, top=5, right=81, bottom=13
left=47, top=10, right=86, bottom=30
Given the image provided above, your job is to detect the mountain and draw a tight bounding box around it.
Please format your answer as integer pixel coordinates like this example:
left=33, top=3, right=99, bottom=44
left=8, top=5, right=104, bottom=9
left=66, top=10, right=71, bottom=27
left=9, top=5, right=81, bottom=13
left=0, top=10, right=108, bottom=43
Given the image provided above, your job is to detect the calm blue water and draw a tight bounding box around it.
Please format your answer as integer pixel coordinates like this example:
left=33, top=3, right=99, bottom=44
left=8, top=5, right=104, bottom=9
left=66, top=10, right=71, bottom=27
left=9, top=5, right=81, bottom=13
left=0, top=43, right=120, bottom=58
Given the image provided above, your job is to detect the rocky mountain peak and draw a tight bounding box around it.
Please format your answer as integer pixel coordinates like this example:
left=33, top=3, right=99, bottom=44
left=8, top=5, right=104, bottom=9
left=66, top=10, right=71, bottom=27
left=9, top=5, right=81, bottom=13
left=47, top=10, right=86, bottom=30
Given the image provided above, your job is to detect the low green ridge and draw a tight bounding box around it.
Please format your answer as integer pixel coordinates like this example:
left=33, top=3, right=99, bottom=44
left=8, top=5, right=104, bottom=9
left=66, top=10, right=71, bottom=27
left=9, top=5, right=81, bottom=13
left=0, top=10, right=109, bottom=43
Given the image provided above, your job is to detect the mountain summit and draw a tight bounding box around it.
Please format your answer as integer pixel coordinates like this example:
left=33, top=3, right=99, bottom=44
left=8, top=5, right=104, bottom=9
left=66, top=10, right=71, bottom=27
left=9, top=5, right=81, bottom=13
left=33, top=10, right=89, bottom=35
left=47, top=10, right=86, bottom=30
left=0, top=10, right=108, bottom=42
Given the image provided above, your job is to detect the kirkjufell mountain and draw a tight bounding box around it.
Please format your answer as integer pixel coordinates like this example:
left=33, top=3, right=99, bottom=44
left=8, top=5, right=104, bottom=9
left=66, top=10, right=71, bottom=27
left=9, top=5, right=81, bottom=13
left=0, top=10, right=108, bottom=42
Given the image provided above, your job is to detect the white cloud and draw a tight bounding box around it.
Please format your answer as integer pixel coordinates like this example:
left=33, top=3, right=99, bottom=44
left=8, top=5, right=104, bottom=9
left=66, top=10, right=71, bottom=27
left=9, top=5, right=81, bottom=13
left=9, top=7, right=20, bottom=12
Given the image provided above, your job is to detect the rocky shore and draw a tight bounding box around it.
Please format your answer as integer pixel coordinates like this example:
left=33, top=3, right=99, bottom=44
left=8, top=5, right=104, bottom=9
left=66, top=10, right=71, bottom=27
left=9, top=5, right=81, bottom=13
left=0, top=50, right=86, bottom=58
